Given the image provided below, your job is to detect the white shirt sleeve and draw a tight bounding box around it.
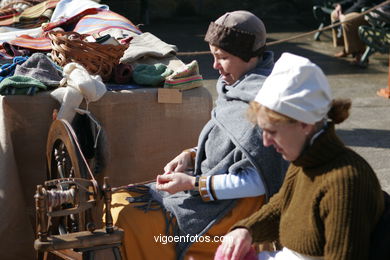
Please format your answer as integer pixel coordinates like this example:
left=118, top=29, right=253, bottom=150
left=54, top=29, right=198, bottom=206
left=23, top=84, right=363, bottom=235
left=205, top=167, right=266, bottom=200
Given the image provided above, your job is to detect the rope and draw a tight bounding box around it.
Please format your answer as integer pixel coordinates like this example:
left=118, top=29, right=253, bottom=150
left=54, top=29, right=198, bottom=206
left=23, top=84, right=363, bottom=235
left=112, top=179, right=155, bottom=193
left=177, top=0, right=390, bottom=56
left=60, top=119, right=100, bottom=195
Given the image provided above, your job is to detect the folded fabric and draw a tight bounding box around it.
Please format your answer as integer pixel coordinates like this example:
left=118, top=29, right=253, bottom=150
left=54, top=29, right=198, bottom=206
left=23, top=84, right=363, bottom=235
left=2, top=41, right=32, bottom=56
left=4, top=8, right=141, bottom=57
left=132, top=55, right=186, bottom=72
left=0, top=27, right=42, bottom=43
left=14, top=52, right=62, bottom=87
left=98, top=28, right=138, bottom=42
left=0, top=55, right=28, bottom=82
left=0, top=0, right=59, bottom=28
left=0, top=47, right=12, bottom=60
left=120, top=32, right=177, bottom=64
left=72, top=9, right=141, bottom=35
left=0, top=0, right=39, bottom=9
left=0, top=75, right=47, bottom=95
left=0, top=7, right=20, bottom=20
left=6, top=34, right=52, bottom=53
left=44, top=9, right=141, bottom=36
left=164, top=60, right=203, bottom=90
left=61, top=62, right=106, bottom=103
left=49, top=0, right=108, bottom=23
left=132, top=63, right=173, bottom=86
left=0, top=0, right=33, bottom=18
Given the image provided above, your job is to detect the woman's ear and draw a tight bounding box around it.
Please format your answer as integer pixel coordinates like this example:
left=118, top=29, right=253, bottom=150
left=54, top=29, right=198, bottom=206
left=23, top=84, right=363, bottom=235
left=300, top=122, right=315, bottom=136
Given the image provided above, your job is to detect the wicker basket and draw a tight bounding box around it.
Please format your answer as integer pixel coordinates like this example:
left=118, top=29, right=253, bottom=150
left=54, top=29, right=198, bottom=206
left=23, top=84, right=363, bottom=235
left=48, top=31, right=128, bottom=82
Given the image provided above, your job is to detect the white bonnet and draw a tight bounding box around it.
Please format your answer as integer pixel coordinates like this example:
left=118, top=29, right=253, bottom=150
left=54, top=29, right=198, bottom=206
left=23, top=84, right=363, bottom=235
left=255, top=52, right=332, bottom=124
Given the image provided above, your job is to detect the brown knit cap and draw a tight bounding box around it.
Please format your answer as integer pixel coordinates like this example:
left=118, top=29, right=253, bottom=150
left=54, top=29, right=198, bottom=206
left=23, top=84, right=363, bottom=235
left=204, top=10, right=267, bottom=62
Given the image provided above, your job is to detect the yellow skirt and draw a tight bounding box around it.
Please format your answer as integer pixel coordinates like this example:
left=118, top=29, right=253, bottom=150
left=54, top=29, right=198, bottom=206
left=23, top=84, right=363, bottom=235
left=110, top=191, right=265, bottom=260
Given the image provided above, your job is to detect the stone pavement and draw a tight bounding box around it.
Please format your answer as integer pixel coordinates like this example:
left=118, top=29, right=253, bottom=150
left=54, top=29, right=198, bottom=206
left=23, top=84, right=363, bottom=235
left=144, top=15, right=390, bottom=193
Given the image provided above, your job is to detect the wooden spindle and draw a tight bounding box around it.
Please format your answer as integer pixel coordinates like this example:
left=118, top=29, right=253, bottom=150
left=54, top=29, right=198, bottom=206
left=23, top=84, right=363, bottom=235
left=103, top=177, right=114, bottom=233
left=35, top=185, right=48, bottom=242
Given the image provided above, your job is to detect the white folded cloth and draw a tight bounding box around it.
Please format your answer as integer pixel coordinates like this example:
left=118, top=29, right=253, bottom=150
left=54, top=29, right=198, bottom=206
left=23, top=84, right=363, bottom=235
left=120, top=32, right=178, bottom=64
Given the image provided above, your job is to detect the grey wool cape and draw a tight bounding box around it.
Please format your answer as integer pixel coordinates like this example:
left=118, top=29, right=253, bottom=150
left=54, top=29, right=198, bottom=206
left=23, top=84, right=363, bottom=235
left=145, top=51, right=288, bottom=259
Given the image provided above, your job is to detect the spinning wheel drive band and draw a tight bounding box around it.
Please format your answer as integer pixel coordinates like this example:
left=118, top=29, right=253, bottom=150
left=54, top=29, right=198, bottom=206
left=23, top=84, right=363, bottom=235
left=46, top=119, right=86, bottom=179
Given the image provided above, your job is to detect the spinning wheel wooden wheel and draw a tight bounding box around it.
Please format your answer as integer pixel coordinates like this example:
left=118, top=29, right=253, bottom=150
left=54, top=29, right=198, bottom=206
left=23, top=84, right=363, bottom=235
left=45, top=119, right=93, bottom=236
left=46, top=119, right=87, bottom=180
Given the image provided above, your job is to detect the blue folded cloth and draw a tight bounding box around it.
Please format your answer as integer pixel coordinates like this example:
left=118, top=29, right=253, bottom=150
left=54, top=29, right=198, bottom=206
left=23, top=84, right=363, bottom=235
left=0, top=56, right=28, bottom=83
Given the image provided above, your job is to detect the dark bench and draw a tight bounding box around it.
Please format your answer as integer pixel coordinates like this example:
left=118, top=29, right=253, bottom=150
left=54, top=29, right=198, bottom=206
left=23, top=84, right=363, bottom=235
left=313, top=0, right=336, bottom=41
left=358, top=7, right=390, bottom=67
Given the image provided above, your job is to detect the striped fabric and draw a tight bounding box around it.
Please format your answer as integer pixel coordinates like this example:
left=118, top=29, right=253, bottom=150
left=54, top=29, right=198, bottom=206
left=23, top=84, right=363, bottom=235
left=4, top=8, right=141, bottom=55
left=0, top=0, right=35, bottom=21
left=0, top=8, right=20, bottom=20
left=0, top=0, right=42, bottom=9
left=164, top=60, right=203, bottom=91
left=73, top=10, right=142, bottom=35
left=42, top=7, right=100, bottom=31
left=164, top=74, right=203, bottom=89
left=43, top=9, right=141, bottom=35
left=8, top=34, right=51, bottom=51
left=0, top=0, right=58, bottom=28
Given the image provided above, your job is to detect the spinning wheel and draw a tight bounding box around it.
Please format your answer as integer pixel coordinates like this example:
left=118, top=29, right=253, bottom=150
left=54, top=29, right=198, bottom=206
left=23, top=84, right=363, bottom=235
left=35, top=119, right=123, bottom=260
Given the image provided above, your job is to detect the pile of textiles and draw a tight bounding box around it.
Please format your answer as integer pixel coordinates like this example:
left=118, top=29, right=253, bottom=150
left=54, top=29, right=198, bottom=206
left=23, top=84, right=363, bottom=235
left=0, top=0, right=203, bottom=95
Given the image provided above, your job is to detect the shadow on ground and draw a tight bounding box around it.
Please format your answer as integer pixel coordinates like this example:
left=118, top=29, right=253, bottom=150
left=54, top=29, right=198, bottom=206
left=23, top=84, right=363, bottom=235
left=337, top=129, right=390, bottom=149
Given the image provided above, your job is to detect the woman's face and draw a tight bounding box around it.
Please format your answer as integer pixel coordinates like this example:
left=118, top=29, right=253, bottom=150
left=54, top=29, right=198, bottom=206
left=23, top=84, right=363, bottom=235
left=209, top=45, right=256, bottom=85
left=257, top=109, right=312, bottom=161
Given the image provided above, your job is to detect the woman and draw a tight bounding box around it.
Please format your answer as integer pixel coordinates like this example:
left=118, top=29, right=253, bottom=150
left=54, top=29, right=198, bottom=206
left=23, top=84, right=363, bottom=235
left=110, top=11, right=287, bottom=260
left=217, top=52, right=384, bottom=260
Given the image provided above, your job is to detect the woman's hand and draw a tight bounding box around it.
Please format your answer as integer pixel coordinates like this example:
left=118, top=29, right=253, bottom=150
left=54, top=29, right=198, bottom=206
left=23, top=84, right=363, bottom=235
left=155, top=172, right=195, bottom=194
left=163, top=151, right=193, bottom=173
left=217, top=228, right=253, bottom=260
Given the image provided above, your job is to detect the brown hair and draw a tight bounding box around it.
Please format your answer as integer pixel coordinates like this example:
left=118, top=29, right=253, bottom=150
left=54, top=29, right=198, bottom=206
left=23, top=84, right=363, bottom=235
left=327, top=98, right=351, bottom=124
left=247, top=98, right=351, bottom=125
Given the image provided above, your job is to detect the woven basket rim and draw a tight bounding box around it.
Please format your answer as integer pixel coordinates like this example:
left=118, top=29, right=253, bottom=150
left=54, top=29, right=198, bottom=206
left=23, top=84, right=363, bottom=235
left=49, top=31, right=128, bottom=81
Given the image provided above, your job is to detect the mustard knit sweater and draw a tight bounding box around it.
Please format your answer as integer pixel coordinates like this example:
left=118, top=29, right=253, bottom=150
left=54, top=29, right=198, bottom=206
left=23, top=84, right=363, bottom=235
left=234, top=124, right=384, bottom=260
